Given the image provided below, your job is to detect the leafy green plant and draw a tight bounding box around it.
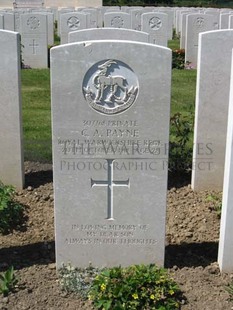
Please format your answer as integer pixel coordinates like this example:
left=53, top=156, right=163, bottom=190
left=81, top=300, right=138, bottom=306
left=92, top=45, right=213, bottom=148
left=59, top=264, right=102, bottom=299
left=169, top=112, right=194, bottom=173
left=0, top=182, right=26, bottom=234
left=0, top=266, right=18, bottom=296
left=172, top=49, right=185, bottom=69
left=226, top=281, right=233, bottom=300
left=88, top=264, right=183, bottom=310
left=206, top=193, right=222, bottom=218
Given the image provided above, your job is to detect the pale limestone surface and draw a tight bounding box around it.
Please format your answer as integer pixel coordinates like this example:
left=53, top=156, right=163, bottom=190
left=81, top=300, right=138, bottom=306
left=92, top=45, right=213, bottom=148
left=0, top=15, right=3, bottom=29
left=141, top=12, right=168, bottom=46
left=51, top=40, right=171, bottom=268
left=158, top=7, right=173, bottom=39
left=185, top=13, right=215, bottom=66
left=3, top=12, right=15, bottom=31
left=220, top=12, right=232, bottom=29
left=60, top=12, right=88, bottom=44
left=104, top=12, right=131, bottom=29
left=0, top=30, right=24, bottom=189
left=68, top=28, right=149, bottom=43
left=204, top=10, right=220, bottom=29
left=218, top=52, right=233, bottom=272
left=20, top=13, right=48, bottom=68
left=192, top=30, right=233, bottom=191
left=82, top=8, right=99, bottom=28
left=130, top=8, right=143, bottom=31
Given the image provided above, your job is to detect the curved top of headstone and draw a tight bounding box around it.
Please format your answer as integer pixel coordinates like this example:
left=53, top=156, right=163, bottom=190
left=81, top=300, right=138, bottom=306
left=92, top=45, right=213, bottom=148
left=68, top=28, right=150, bottom=43
left=13, top=0, right=44, bottom=9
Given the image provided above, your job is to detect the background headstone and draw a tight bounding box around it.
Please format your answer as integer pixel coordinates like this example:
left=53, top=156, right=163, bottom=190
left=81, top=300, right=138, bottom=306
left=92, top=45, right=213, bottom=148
left=0, top=30, right=24, bottom=189
left=104, top=12, right=131, bottom=29
left=68, top=28, right=149, bottom=43
left=192, top=30, right=233, bottom=191
left=60, top=12, right=88, bottom=44
left=185, top=13, right=215, bottom=67
left=51, top=40, right=171, bottom=268
left=218, top=50, right=233, bottom=273
left=20, top=13, right=48, bottom=68
left=0, top=15, right=4, bottom=29
left=141, top=12, right=168, bottom=46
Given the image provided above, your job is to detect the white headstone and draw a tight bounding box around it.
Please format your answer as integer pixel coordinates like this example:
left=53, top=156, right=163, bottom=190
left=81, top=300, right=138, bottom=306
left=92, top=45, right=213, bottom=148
left=20, top=13, right=48, bottom=68
left=104, top=12, right=131, bottom=29
left=220, top=12, right=232, bottom=29
left=218, top=50, right=233, bottom=273
left=158, top=8, right=173, bottom=40
left=60, top=12, right=88, bottom=44
left=0, top=30, right=24, bottom=189
left=229, top=15, right=233, bottom=29
left=3, top=12, right=15, bottom=31
left=192, top=30, right=233, bottom=191
left=185, top=14, right=215, bottom=67
left=68, top=28, right=149, bottom=43
left=51, top=40, right=171, bottom=268
left=141, top=12, right=168, bottom=46
left=82, top=8, right=99, bottom=28
left=130, top=8, right=143, bottom=31
left=204, top=9, right=220, bottom=29
left=0, top=15, right=4, bottom=29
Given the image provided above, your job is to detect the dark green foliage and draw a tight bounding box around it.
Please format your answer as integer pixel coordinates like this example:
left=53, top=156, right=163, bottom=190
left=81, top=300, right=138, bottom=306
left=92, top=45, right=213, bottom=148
left=89, top=264, right=183, bottom=309
left=0, top=182, right=26, bottom=234
left=172, top=49, right=185, bottom=70
left=169, top=112, right=194, bottom=173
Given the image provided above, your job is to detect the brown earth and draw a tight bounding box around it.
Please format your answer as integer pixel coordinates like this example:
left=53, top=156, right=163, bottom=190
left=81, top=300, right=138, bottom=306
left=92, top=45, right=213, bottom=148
left=0, top=162, right=233, bottom=310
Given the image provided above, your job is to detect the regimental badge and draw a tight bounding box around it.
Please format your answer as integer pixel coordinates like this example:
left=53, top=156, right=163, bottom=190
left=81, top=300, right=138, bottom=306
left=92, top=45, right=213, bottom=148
left=83, top=59, right=139, bottom=115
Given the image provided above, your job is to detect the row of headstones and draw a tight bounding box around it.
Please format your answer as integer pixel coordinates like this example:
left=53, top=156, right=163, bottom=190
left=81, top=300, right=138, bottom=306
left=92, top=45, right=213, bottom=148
left=2, top=26, right=233, bottom=272
left=0, top=7, right=174, bottom=69
left=1, top=6, right=233, bottom=68
left=177, top=8, right=233, bottom=66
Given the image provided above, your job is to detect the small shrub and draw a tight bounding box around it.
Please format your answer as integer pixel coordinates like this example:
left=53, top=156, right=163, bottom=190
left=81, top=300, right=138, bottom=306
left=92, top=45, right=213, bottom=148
left=172, top=49, right=185, bottom=69
left=0, top=266, right=18, bottom=296
left=226, top=281, right=233, bottom=300
left=169, top=112, right=194, bottom=173
left=88, top=264, right=183, bottom=310
left=0, top=182, right=26, bottom=234
left=59, top=264, right=102, bottom=299
left=206, top=193, right=222, bottom=218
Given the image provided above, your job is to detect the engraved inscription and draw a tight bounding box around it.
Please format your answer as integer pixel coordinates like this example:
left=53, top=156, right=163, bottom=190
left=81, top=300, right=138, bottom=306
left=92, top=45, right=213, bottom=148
left=195, top=17, right=204, bottom=28
left=91, top=159, right=130, bottom=220
left=65, top=223, right=158, bottom=246
left=149, top=17, right=162, bottom=30
left=29, top=39, right=39, bottom=55
left=111, top=16, right=124, bottom=28
left=27, top=16, right=40, bottom=29
left=83, top=59, right=139, bottom=115
left=67, top=16, right=80, bottom=30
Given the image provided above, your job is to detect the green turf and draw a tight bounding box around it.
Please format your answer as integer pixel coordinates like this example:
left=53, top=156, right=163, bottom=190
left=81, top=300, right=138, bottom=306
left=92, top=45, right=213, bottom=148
left=21, top=69, right=51, bottom=162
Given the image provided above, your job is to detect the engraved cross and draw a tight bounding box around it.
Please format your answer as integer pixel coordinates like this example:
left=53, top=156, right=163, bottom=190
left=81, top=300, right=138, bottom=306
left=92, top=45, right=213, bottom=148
left=91, top=159, right=130, bottom=220
left=29, top=39, right=39, bottom=55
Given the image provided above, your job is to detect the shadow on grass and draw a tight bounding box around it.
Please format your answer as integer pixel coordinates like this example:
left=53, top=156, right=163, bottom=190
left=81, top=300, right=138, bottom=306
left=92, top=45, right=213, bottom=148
left=165, top=241, right=218, bottom=268
left=0, top=240, right=218, bottom=271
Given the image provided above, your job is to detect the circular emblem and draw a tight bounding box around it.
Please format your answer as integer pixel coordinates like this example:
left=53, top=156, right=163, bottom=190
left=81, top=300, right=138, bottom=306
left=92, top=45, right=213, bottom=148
left=83, top=59, right=139, bottom=115
left=111, top=16, right=124, bottom=28
left=27, top=16, right=40, bottom=29
left=67, top=16, right=80, bottom=30
left=149, top=17, right=162, bottom=30
left=195, top=17, right=204, bottom=28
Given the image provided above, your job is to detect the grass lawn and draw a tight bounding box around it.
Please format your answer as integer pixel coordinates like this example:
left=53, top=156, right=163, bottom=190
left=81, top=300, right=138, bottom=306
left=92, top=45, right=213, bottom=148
left=21, top=40, right=197, bottom=165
